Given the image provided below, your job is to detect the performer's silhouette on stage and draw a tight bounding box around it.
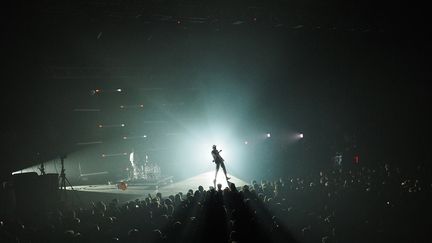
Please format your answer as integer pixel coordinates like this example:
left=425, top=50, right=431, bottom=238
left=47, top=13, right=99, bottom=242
left=211, top=145, right=230, bottom=187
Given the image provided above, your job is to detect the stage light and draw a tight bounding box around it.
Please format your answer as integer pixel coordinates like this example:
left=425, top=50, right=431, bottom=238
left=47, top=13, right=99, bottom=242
left=117, top=88, right=122, bottom=92
left=101, top=154, right=106, bottom=157
left=98, top=124, right=103, bottom=128
left=143, top=135, right=147, bottom=138
left=121, top=123, right=125, bottom=127
left=95, top=89, right=100, bottom=93
left=354, top=155, right=360, bottom=164
left=299, top=133, right=304, bottom=138
left=120, top=105, right=124, bottom=109
left=140, top=104, right=144, bottom=108
left=266, top=133, right=271, bottom=138
left=244, top=141, right=248, bottom=145
left=123, top=136, right=127, bottom=140
left=76, top=141, right=103, bottom=146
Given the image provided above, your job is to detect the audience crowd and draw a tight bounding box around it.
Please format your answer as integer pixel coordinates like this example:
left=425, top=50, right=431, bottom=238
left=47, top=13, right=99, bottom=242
left=1, top=162, right=430, bottom=243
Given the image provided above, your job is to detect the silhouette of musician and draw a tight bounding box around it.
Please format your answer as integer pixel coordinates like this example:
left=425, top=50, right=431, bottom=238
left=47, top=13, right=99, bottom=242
left=211, top=145, right=230, bottom=187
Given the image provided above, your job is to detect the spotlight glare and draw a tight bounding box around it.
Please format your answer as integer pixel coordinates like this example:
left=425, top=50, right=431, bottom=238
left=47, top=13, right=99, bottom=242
left=266, top=133, right=271, bottom=138
left=244, top=141, right=248, bottom=145
left=143, top=135, right=147, bottom=138
left=123, top=136, right=127, bottom=140
left=121, top=123, right=125, bottom=127
left=98, top=124, right=103, bottom=128
left=299, top=133, right=304, bottom=138
left=117, top=88, right=122, bottom=92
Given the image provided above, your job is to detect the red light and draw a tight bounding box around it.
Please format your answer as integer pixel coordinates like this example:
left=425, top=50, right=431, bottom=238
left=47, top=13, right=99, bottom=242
left=354, top=155, right=360, bottom=164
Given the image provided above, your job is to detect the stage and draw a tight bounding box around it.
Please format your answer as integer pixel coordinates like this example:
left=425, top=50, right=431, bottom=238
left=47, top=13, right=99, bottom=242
left=66, top=171, right=248, bottom=204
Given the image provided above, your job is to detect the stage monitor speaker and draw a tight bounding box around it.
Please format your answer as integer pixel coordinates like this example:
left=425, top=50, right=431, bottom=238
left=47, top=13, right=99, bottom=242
left=12, top=172, right=59, bottom=218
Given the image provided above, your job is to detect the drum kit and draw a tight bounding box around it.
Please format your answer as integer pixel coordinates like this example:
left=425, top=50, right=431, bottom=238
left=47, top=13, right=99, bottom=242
left=137, top=162, right=161, bottom=180
left=128, top=152, right=161, bottom=181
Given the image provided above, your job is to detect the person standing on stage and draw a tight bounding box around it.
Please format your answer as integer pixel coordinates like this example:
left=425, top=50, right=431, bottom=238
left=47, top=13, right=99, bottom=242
left=211, top=145, right=230, bottom=187
left=129, top=148, right=143, bottom=180
left=129, top=148, right=137, bottom=180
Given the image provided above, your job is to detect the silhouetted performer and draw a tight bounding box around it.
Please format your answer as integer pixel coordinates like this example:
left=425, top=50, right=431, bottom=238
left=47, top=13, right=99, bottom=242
left=211, top=145, right=230, bottom=187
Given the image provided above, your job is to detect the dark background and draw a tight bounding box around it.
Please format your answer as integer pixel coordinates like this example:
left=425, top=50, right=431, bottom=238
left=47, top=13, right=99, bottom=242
left=2, top=0, right=431, bottom=180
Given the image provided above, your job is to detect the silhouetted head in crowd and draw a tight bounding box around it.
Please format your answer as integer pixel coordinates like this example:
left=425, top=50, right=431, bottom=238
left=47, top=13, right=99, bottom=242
left=127, top=228, right=140, bottom=243
left=217, top=183, right=222, bottom=191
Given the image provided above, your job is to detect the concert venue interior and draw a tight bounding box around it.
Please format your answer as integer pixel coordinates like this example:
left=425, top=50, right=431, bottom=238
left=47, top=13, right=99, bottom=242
left=1, top=1, right=430, bottom=243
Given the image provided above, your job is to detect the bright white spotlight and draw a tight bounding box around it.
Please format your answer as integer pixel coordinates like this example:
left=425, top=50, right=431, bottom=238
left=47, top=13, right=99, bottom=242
left=266, top=133, right=271, bottom=138
left=121, top=123, right=125, bottom=127
left=244, top=141, right=248, bottom=145
left=117, top=88, right=122, bottom=92
left=143, top=135, right=147, bottom=138
left=299, top=133, right=304, bottom=138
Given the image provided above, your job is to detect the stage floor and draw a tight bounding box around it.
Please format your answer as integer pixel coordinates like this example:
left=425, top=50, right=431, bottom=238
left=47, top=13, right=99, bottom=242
left=67, top=171, right=248, bottom=204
